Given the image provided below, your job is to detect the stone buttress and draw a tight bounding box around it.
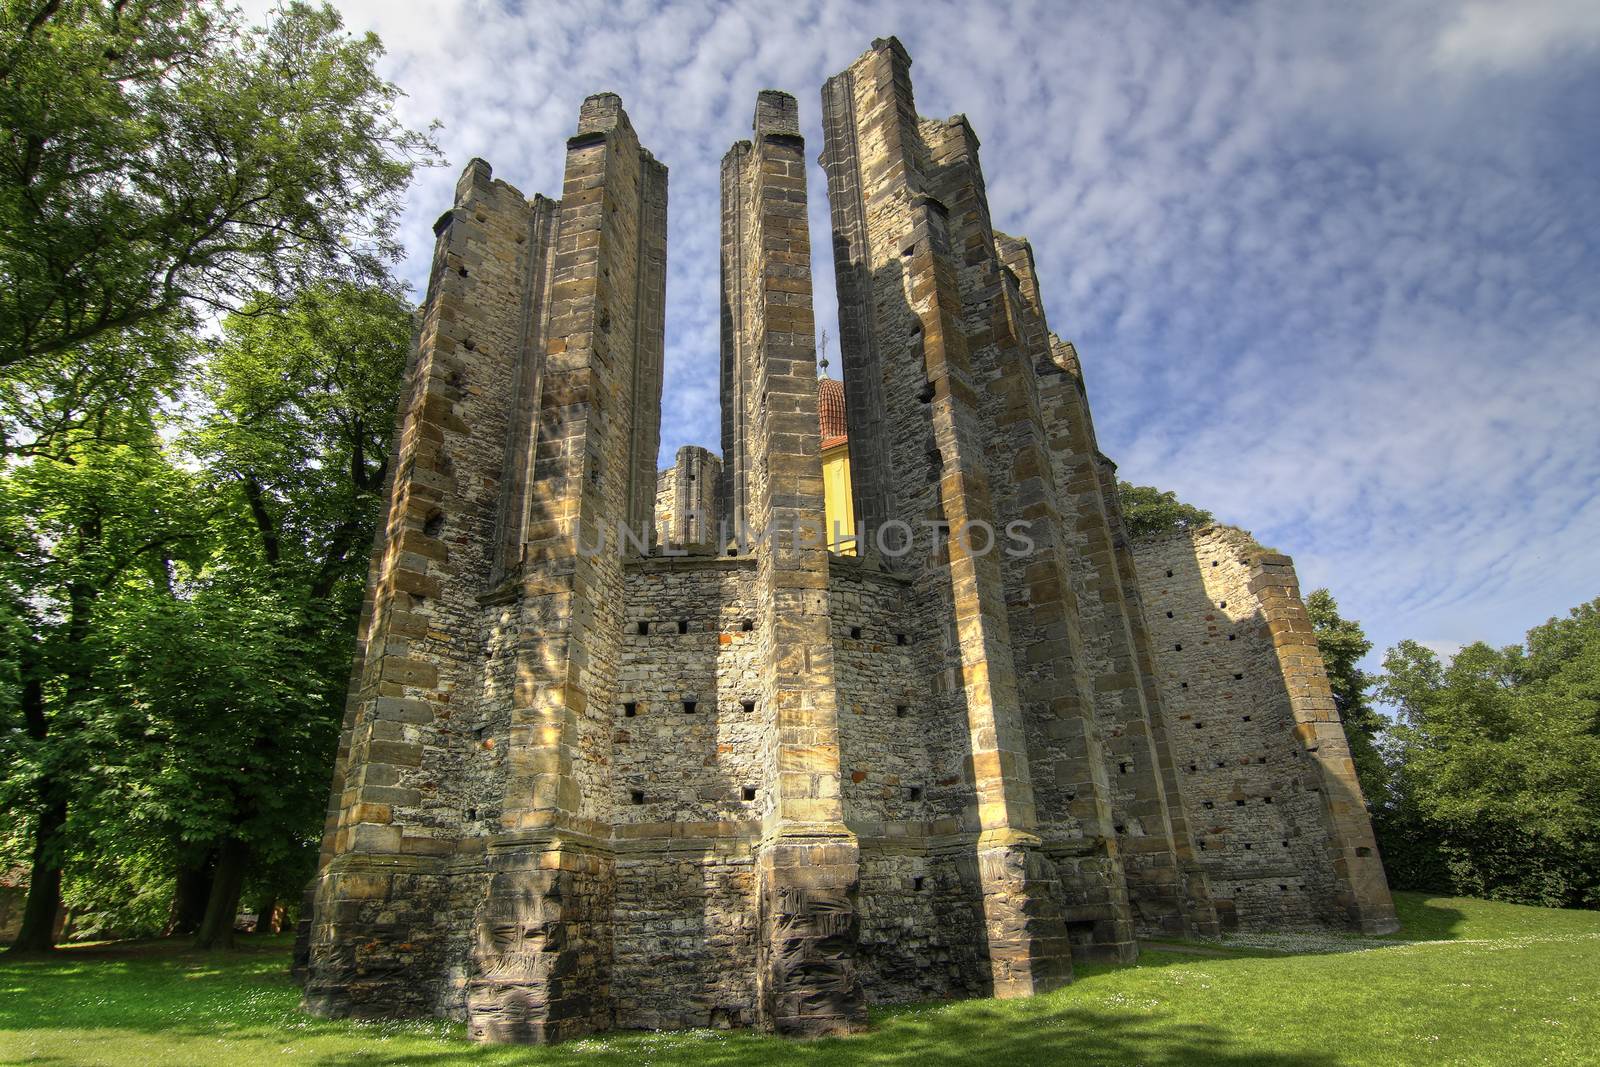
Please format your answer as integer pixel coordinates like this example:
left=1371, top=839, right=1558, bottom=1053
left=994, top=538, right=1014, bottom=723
left=820, top=37, right=1083, bottom=987
left=298, top=93, right=670, bottom=1042
left=722, top=91, right=867, bottom=1036
left=1133, top=526, right=1399, bottom=934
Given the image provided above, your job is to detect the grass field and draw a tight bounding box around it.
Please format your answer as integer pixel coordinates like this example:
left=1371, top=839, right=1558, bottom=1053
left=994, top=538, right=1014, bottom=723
left=2, top=891, right=1597, bottom=1066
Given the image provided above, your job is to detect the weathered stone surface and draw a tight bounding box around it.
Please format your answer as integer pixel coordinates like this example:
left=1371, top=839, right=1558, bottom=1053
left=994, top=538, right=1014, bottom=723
left=1132, top=525, right=1399, bottom=934
left=297, top=40, right=1397, bottom=1047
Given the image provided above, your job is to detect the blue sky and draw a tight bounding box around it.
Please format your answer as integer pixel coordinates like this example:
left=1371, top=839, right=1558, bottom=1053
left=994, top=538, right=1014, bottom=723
left=279, top=1, right=1600, bottom=674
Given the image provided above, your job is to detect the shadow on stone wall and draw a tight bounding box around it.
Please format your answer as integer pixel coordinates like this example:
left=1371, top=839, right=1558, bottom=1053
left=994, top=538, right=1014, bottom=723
left=1140, top=528, right=1392, bottom=934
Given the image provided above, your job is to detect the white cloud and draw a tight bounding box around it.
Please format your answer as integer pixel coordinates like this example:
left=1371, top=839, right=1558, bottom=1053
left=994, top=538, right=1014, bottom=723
left=1434, top=0, right=1600, bottom=71
left=298, top=0, right=1600, bottom=671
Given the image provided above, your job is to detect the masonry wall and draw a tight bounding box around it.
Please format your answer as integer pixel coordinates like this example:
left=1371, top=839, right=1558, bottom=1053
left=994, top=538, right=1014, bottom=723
left=819, top=35, right=1238, bottom=976
left=1133, top=526, right=1398, bottom=934
left=300, top=93, right=674, bottom=1043
left=655, top=445, right=721, bottom=546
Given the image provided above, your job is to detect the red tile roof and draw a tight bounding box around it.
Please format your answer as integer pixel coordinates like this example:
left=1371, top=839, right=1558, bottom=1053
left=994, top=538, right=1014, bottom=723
left=819, top=376, right=848, bottom=450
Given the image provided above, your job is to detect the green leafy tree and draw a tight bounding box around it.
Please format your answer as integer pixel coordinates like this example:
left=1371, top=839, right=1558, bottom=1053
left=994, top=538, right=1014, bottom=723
left=0, top=419, right=209, bottom=952
left=1117, top=482, right=1214, bottom=539
left=1378, top=602, right=1600, bottom=907
left=173, top=282, right=410, bottom=948
left=1305, top=589, right=1390, bottom=808
left=0, top=0, right=438, bottom=385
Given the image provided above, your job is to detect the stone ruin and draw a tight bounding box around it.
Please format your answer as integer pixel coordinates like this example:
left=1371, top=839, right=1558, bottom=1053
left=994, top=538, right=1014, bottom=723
left=295, top=37, right=1397, bottom=1043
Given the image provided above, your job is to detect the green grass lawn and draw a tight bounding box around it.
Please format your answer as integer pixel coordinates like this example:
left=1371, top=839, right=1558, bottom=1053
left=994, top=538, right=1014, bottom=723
left=3, top=891, right=1597, bottom=1066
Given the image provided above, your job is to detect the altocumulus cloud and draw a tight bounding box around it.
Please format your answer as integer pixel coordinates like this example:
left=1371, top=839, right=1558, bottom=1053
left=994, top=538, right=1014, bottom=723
left=253, top=0, right=1600, bottom=675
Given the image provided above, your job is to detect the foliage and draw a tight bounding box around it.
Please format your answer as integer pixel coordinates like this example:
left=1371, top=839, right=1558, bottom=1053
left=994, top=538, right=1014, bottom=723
left=0, top=0, right=427, bottom=951
left=0, top=0, right=437, bottom=384
left=1304, top=589, right=1390, bottom=808
left=1116, top=482, right=1214, bottom=539
left=1377, top=601, right=1600, bottom=908
left=2, top=893, right=1599, bottom=1065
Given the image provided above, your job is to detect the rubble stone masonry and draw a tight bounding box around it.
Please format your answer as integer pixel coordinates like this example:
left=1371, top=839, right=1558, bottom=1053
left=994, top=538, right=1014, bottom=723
left=297, top=37, right=1397, bottom=1047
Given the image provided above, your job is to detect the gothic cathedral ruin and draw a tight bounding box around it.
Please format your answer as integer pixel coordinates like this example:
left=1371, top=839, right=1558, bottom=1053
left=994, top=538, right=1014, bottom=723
left=296, top=38, right=1397, bottom=1043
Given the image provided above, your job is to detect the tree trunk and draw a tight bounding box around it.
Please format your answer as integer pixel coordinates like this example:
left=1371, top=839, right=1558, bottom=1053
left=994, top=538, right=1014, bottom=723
left=251, top=894, right=278, bottom=935
left=8, top=669, right=62, bottom=955
left=167, top=854, right=215, bottom=936
left=194, top=837, right=249, bottom=950
left=9, top=798, right=65, bottom=954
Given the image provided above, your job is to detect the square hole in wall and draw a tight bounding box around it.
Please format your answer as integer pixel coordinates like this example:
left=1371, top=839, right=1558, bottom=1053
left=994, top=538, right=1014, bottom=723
left=637, top=621, right=649, bottom=635
left=1194, top=721, right=1204, bottom=729
left=1258, top=756, right=1267, bottom=764
left=465, top=807, right=477, bottom=821
left=1264, top=796, right=1274, bottom=804
left=630, top=790, right=646, bottom=805
left=907, top=786, right=923, bottom=802
left=1282, top=840, right=1290, bottom=848
left=1243, top=843, right=1253, bottom=850
left=741, top=699, right=756, bottom=714
left=912, top=876, right=926, bottom=891
left=1114, top=824, right=1126, bottom=835
left=1181, top=682, right=1189, bottom=689
left=896, top=705, right=909, bottom=718
left=1228, top=634, right=1236, bottom=641
left=1202, top=801, right=1215, bottom=810
left=1279, top=884, right=1289, bottom=892
left=682, top=700, right=697, bottom=714
left=1119, top=762, right=1131, bottom=774
left=1234, top=673, right=1244, bottom=680
left=1242, top=715, right=1252, bottom=722
left=1236, top=798, right=1246, bottom=806
left=623, top=702, right=637, bottom=718
left=1166, top=569, right=1174, bottom=578
left=1188, top=763, right=1198, bottom=772
left=678, top=619, right=690, bottom=635
left=850, top=625, right=863, bottom=639
left=896, top=633, right=907, bottom=645
left=1166, top=611, right=1174, bottom=618
left=742, top=618, right=754, bottom=632
left=742, top=786, right=757, bottom=802
left=1219, top=601, right=1227, bottom=609
left=1174, top=643, right=1183, bottom=651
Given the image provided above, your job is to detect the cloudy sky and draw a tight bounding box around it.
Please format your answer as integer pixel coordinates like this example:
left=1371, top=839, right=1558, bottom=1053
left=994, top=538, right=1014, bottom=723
left=277, top=0, right=1600, bottom=674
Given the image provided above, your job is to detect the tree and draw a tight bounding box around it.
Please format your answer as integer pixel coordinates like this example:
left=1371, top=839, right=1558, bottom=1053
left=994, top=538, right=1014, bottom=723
left=1117, top=482, right=1214, bottom=539
left=176, top=281, right=410, bottom=948
left=1377, top=602, right=1600, bottom=907
left=0, top=0, right=438, bottom=384
left=0, top=417, right=209, bottom=952
left=1305, top=588, right=1390, bottom=808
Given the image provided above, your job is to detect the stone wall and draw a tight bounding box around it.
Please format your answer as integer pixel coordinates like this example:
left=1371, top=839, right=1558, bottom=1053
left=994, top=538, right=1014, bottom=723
left=300, top=39, right=1398, bottom=1050
left=1133, top=525, right=1398, bottom=934
left=655, top=445, right=721, bottom=546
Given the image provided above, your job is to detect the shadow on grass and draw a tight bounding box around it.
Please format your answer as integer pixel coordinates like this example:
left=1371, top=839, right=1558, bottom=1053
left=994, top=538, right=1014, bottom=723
left=0, top=937, right=1343, bottom=1067
left=1387, top=891, right=1465, bottom=940
left=301, top=1004, right=1340, bottom=1067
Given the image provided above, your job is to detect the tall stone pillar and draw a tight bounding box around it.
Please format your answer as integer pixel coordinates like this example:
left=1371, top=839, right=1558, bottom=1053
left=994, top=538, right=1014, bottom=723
left=998, top=230, right=1216, bottom=941
left=301, top=155, right=563, bottom=1019
left=464, top=93, right=667, bottom=1043
left=821, top=38, right=1079, bottom=993
left=724, top=90, right=866, bottom=1036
